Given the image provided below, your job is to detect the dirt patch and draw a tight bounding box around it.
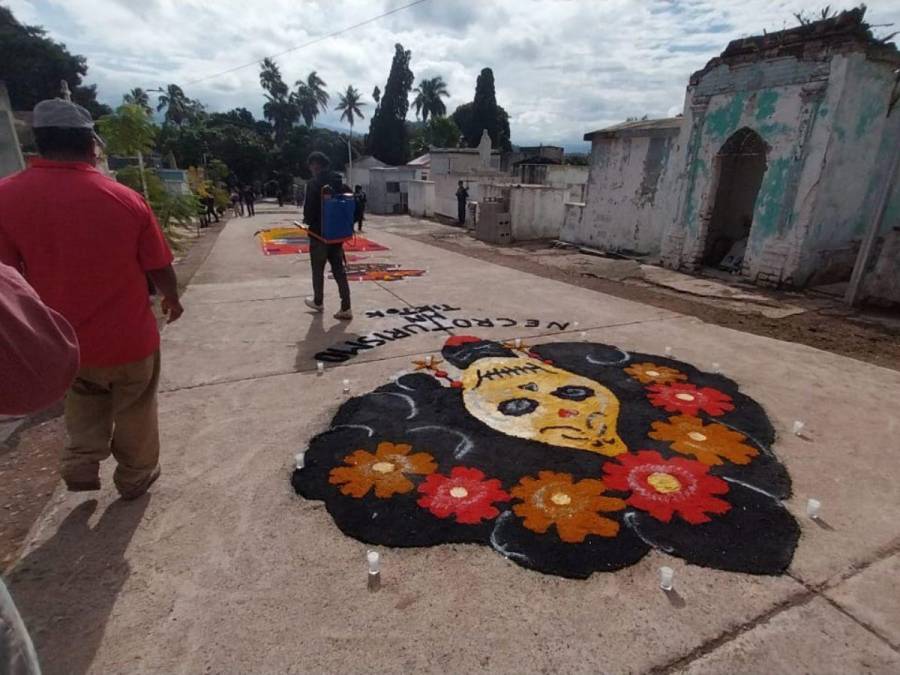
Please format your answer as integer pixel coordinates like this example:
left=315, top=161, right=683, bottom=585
left=407, top=231, right=900, bottom=372
left=0, top=412, right=65, bottom=570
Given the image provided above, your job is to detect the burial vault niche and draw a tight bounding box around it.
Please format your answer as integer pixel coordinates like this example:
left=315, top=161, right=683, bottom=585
left=703, top=128, right=769, bottom=269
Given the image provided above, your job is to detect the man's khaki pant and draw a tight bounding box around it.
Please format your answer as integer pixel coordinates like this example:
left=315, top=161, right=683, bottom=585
left=62, top=351, right=161, bottom=496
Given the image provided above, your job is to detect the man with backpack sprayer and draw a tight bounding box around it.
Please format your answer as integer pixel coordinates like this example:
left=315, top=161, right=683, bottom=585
left=302, top=152, right=353, bottom=320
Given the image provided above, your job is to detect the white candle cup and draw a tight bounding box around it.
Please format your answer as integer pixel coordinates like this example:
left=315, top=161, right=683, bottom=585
left=659, top=566, right=675, bottom=591
left=806, top=498, right=821, bottom=519
left=425, top=355, right=433, bottom=366
left=367, top=550, right=380, bottom=575
left=316, top=361, right=325, bottom=375
left=342, top=379, right=351, bottom=394
left=664, top=346, right=673, bottom=356
left=712, top=362, right=721, bottom=374
left=580, top=331, right=588, bottom=341
left=792, top=420, right=805, bottom=436
left=294, top=452, right=305, bottom=469
left=514, top=338, right=522, bottom=349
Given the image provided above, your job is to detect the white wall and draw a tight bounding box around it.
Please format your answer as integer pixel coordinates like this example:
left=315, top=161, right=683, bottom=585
left=483, top=183, right=567, bottom=241
left=561, top=132, right=679, bottom=255
left=408, top=180, right=435, bottom=217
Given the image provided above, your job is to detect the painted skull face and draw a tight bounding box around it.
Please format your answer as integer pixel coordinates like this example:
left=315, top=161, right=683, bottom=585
left=460, top=355, right=627, bottom=456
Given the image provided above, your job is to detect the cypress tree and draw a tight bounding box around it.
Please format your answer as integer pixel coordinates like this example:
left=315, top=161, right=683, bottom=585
left=366, top=44, right=414, bottom=165
left=451, top=68, right=512, bottom=151
left=471, top=68, right=499, bottom=147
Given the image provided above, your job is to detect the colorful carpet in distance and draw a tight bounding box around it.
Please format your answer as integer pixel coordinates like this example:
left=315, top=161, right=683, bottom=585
left=256, top=226, right=389, bottom=255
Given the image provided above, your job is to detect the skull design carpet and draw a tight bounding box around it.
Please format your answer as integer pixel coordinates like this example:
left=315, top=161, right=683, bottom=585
left=292, top=337, right=800, bottom=579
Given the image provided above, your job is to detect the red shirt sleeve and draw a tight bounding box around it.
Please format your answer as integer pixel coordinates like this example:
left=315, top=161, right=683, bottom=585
left=137, top=200, right=174, bottom=272
left=0, top=228, right=20, bottom=269
left=0, top=263, right=80, bottom=415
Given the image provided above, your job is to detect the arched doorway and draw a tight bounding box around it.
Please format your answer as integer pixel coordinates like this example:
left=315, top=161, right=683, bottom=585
left=703, top=128, right=768, bottom=269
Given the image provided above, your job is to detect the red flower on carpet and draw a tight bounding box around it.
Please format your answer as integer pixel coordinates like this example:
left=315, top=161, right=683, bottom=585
left=646, top=383, right=734, bottom=417
left=417, top=467, right=510, bottom=524
left=603, top=450, right=731, bottom=524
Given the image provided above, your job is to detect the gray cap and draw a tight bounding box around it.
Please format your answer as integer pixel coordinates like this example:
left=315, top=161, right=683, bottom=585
left=32, top=98, right=94, bottom=129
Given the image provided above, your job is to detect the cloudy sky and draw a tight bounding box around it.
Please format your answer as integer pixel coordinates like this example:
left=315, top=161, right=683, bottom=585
left=7, top=0, right=900, bottom=150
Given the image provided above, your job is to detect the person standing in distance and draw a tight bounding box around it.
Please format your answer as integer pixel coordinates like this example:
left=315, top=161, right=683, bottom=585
left=302, top=152, right=352, bottom=320
left=0, top=98, right=183, bottom=500
left=456, top=180, right=469, bottom=225
left=353, top=185, right=367, bottom=232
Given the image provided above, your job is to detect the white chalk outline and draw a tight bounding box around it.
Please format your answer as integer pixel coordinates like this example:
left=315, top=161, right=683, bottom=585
left=408, top=425, right=475, bottom=458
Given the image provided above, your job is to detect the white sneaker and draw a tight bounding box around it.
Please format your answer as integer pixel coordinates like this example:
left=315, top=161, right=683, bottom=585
left=304, top=298, right=323, bottom=312
left=333, top=309, right=353, bottom=321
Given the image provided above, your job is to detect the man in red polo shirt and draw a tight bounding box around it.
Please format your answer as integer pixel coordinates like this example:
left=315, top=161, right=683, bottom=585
left=0, top=98, right=184, bottom=500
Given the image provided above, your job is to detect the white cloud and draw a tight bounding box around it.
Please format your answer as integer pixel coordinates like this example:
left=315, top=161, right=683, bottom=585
left=10, top=0, right=900, bottom=150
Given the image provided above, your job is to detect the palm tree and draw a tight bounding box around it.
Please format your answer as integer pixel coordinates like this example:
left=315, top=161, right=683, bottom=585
left=258, top=58, right=298, bottom=143
left=335, top=85, right=366, bottom=185
left=295, top=71, right=329, bottom=126
left=123, top=87, right=151, bottom=115
left=413, top=76, right=450, bottom=122
left=156, top=84, right=191, bottom=126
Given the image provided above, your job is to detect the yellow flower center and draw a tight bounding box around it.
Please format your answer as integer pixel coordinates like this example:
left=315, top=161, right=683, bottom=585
left=647, top=472, right=682, bottom=493
left=687, top=431, right=707, bottom=442
left=646, top=370, right=660, bottom=377
left=675, top=393, right=696, bottom=401
left=550, top=492, right=572, bottom=506
left=372, top=461, right=396, bottom=474
left=449, top=486, right=469, bottom=498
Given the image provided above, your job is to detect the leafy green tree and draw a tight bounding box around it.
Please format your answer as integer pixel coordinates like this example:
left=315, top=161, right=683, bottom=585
left=0, top=5, right=111, bottom=116
left=259, top=58, right=297, bottom=143
left=123, top=87, right=152, bottom=115
left=408, top=116, right=461, bottom=157
left=366, top=43, right=414, bottom=165
left=413, top=76, right=449, bottom=122
left=295, top=71, right=329, bottom=126
left=98, top=103, right=159, bottom=198
left=427, top=115, right=460, bottom=148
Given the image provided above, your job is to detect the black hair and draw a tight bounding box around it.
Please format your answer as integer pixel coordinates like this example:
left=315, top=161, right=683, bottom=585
left=354, top=185, right=361, bottom=190
left=307, top=151, right=330, bottom=168
left=33, top=127, right=94, bottom=157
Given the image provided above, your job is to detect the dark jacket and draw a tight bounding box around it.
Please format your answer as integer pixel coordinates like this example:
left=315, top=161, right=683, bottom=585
left=303, top=171, right=345, bottom=235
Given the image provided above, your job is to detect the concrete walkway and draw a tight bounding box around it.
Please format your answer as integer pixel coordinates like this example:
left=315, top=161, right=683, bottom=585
left=9, top=203, right=900, bottom=674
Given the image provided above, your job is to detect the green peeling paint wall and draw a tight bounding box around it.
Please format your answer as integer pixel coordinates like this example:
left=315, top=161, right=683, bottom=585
left=750, top=156, right=791, bottom=241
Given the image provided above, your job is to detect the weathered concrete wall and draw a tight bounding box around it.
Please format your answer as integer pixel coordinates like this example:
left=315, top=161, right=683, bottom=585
left=562, top=130, right=679, bottom=255
left=858, top=62, right=900, bottom=304
left=485, top=183, right=566, bottom=241
left=661, top=53, right=836, bottom=285
left=660, top=52, right=900, bottom=289
left=407, top=180, right=435, bottom=218
left=800, top=54, right=900, bottom=287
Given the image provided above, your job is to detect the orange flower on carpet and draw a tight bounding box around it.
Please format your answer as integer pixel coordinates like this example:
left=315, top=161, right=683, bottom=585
left=649, top=415, right=758, bottom=465
left=329, top=442, right=437, bottom=498
left=624, top=362, right=688, bottom=385
left=510, top=471, right=625, bottom=543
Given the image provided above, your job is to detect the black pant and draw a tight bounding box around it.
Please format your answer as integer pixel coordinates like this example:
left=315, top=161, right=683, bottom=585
left=206, top=205, right=219, bottom=223
left=457, top=199, right=466, bottom=224
left=355, top=210, right=364, bottom=230
left=310, top=239, right=351, bottom=311
left=246, top=201, right=255, bottom=216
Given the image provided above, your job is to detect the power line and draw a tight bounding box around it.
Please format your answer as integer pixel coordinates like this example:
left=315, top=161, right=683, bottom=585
left=185, top=0, right=430, bottom=86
